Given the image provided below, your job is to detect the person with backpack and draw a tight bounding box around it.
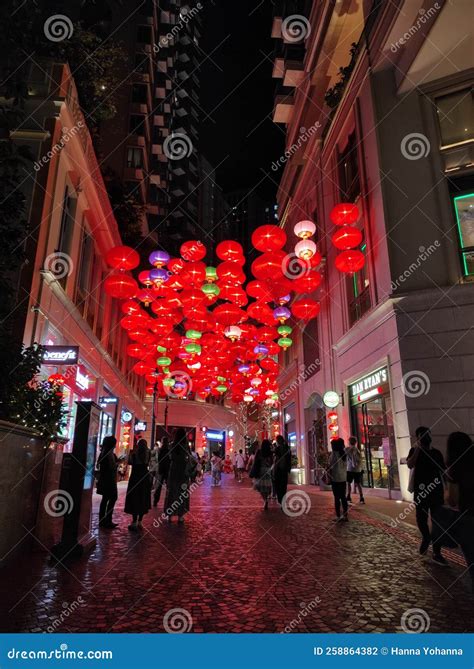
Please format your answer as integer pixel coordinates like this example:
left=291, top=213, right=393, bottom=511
left=346, top=436, right=364, bottom=504
left=328, top=438, right=349, bottom=521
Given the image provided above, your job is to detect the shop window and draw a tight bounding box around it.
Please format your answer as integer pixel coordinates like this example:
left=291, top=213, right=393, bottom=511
left=453, top=191, right=474, bottom=278
left=347, top=242, right=371, bottom=326
left=75, top=228, right=93, bottom=312
left=338, top=132, right=361, bottom=202
left=56, top=187, right=76, bottom=289
left=129, top=114, right=146, bottom=136
left=131, top=83, right=148, bottom=104
left=302, top=320, right=320, bottom=380
left=437, top=87, right=473, bottom=148
left=126, top=147, right=144, bottom=169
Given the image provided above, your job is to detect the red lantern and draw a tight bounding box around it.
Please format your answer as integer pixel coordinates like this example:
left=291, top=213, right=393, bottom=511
left=213, top=303, right=247, bottom=327
left=246, top=280, right=273, bottom=302
left=291, top=270, right=323, bottom=294
left=216, top=240, right=243, bottom=261
left=252, top=225, right=287, bottom=252
left=105, top=245, right=140, bottom=271
left=332, top=226, right=363, bottom=250
left=217, top=261, right=242, bottom=282
left=168, top=258, right=185, bottom=274
left=48, top=373, right=66, bottom=385
left=185, top=261, right=206, bottom=286
left=335, top=249, right=365, bottom=274
left=330, top=203, right=359, bottom=226
left=251, top=251, right=287, bottom=280
left=180, top=240, right=206, bottom=261
left=104, top=274, right=138, bottom=299
left=292, top=299, right=321, bottom=320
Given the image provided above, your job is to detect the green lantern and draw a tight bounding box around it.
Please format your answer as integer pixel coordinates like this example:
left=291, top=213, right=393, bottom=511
left=186, top=329, right=202, bottom=340
left=271, top=393, right=279, bottom=402
left=278, top=337, right=292, bottom=350
left=156, top=345, right=167, bottom=353
left=202, top=283, right=220, bottom=299
left=216, top=384, right=227, bottom=393
left=185, top=343, right=201, bottom=355
left=163, top=377, right=175, bottom=388
left=205, top=266, right=218, bottom=282
left=217, top=376, right=226, bottom=383
left=157, top=356, right=171, bottom=367
left=277, top=325, right=292, bottom=337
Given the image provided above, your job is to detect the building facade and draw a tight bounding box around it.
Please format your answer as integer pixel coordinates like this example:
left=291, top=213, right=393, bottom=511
left=272, top=0, right=474, bottom=499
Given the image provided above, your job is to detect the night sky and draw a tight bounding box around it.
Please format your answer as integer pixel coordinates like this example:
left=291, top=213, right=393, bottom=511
left=199, top=0, right=285, bottom=200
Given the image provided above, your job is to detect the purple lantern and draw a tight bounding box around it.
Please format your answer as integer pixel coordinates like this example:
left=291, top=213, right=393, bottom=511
left=149, top=250, right=170, bottom=267
left=254, top=344, right=268, bottom=357
left=150, top=268, right=169, bottom=284
left=273, top=306, right=291, bottom=323
left=277, top=293, right=291, bottom=305
left=238, top=363, right=250, bottom=374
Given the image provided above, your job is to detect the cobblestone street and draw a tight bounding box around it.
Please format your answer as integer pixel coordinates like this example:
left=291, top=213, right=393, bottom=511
left=1, top=476, right=472, bottom=634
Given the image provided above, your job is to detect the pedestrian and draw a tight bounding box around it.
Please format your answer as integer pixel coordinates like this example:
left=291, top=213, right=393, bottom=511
left=328, top=438, right=349, bottom=521
left=164, top=427, right=191, bottom=523
left=346, top=436, right=365, bottom=504
left=273, top=435, right=292, bottom=505
left=235, top=448, right=246, bottom=482
left=407, top=426, right=447, bottom=565
left=124, top=438, right=152, bottom=532
left=97, top=435, right=119, bottom=529
left=153, top=437, right=170, bottom=508
left=249, top=439, right=273, bottom=510
left=431, top=431, right=474, bottom=591
left=211, top=450, right=223, bottom=486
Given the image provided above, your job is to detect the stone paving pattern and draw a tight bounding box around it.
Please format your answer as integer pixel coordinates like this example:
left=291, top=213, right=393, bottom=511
left=0, top=475, right=472, bottom=633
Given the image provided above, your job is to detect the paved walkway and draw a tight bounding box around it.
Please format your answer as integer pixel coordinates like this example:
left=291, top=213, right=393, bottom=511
left=0, top=475, right=472, bottom=633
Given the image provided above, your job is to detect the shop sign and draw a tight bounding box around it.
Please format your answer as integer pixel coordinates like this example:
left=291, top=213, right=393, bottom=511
left=76, top=367, right=90, bottom=391
left=42, top=345, right=79, bottom=364
left=121, top=410, right=133, bottom=424
left=323, top=391, right=340, bottom=408
left=350, top=367, right=388, bottom=400
left=206, top=431, right=224, bottom=441
left=134, top=420, right=147, bottom=432
left=99, top=396, right=118, bottom=405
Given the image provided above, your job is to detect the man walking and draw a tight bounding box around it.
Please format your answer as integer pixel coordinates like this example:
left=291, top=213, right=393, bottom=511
left=346, top=437, right=365, bottom=504
left=407, top=426, right=447, bottom=565
left=235, top=449, right=246, bottom=482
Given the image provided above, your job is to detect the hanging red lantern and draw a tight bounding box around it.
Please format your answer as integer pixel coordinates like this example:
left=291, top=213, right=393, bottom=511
left=104, top=274, right=138, bottom=299
left=216, top=240, right=243, bottom=261
left=292, top=299, right=321, bottom=320
left=251, top=251, right=287, bottom=280
left=332, top=226, right=363, bottom=250
left=217, top=261, right=242, bottom=282
left=213, top=303, right=247, bottom=327
left=291, top=270, right=323, bottom=294
left=246, top=280, right=273, bottom=302
left=330, top=203, right=359, bottom=226
left=335, top=249, right=365, bottom=274
left=48, top=373, right=66, bottom=385
left=180, top=240, right=206, bottom=261
left=185, top=261, right=207, bottom=286
left=252, top=225, right=287, bottom=252
left=105, top=245, right=140, bottom=271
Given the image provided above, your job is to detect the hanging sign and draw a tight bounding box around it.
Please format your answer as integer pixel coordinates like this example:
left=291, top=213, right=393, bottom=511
left=42, top=345, right=79, bottom=364
left=350, top=367, right=388, bottom=402
left=323, top=391, right=340, bottom=408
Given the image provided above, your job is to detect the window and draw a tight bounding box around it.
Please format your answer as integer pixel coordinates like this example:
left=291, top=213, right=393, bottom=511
left=347, top=241, right=371, bottom=325
left=56, top=187, right=76, bottom=288
left=134, top=53, right=150, bottom=74
left=131, top=84, right=148, bottom=104
left=302, top=320, right=321, bottom=379
left=129, top=114, right=146, bottom=135
left=126, top=147, right=144, bottom=169
left=437, top=88, right=473, bottom=147
left=453, top=192, right=474, bottom=277
left=338, top=132, right=361, bottom=202
left=75, top=228, right=93, bottom=311
left=136, top=25, right=152, bottom=44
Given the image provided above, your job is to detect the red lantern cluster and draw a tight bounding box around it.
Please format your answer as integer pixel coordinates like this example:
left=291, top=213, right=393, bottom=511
left=329, top=203, right=366, bottom=274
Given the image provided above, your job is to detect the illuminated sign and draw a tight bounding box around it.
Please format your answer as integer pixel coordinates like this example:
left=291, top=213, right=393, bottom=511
left=42, top=345, right=79, bottom=364
left=323, top=391, right=340, bottom=408
left=350, top=367, right=388, bottom=399
left=121, top=410, right=133, bottom=423
left=99, top=396, right=118, bottom=405
left=206, top=431, right=224, bottom=441
left=134, top=420, right=147, bottom=432
left=76, top=368, right=89, bottom=391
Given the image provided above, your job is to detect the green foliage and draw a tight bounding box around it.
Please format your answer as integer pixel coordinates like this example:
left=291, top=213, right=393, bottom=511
left=7, top=345, right=68, bottom=442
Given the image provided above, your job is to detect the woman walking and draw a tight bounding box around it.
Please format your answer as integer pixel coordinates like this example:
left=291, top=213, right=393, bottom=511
left=97, top=436, right=119, bottom=529
left=125, top=438, right=152, bottom=531
left=250, top=439, right=274, bottom=510
left=164, top=427, right=191, bottom=523
left=274, top=435, right=292, bottom=505
left=153, top=437, right=170, bottom=508
left=328, top=438, right=348, bottom=521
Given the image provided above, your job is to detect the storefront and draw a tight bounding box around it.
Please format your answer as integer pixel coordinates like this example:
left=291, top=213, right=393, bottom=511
left=283, top=403, right=297, bottom=461
left=349, top=366, right=400, bottom=494
left=98, top=392, right=119, bottom=444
